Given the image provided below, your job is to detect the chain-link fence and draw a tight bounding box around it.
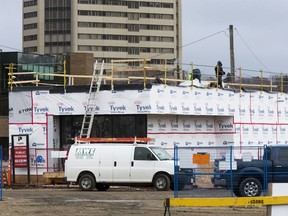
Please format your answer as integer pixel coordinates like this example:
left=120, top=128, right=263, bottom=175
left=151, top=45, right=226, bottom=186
left=10, top=148, right=66, bottom=186
left=29, top=148, right=66, bottom=175
left=174, top=145, right=288, bottom=198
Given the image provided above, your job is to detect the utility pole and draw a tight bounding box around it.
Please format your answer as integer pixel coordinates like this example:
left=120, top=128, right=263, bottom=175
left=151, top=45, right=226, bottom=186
left=229, top=25, right=235, bottom=82
left=176, top=0, right=180, bottom=80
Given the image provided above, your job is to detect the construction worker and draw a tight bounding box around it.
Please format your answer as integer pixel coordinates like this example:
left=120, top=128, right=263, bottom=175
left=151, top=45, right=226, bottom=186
left=215, top=61, right=225, bottom=88
left=189, top=68, right=201, bottom=82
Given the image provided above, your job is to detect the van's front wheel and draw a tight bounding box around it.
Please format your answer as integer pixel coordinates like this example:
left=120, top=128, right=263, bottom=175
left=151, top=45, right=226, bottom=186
left=153, top=174, right=170, bottom=191
left=79, top=174, right=95, bottom=191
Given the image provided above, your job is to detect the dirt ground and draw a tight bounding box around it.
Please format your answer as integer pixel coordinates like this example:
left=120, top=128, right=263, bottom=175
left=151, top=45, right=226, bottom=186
left=0, top=186, right=266, bottom=216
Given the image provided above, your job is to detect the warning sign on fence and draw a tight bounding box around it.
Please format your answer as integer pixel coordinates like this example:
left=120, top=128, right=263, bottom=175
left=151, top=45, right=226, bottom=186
left=193, top=153, right=210, bottom=165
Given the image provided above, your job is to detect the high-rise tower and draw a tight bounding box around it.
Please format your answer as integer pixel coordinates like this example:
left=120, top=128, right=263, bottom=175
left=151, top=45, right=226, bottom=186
left=23, top=0, right=182, bottom=75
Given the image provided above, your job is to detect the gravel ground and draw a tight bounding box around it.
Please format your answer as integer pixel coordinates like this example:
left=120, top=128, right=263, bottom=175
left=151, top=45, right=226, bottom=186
left=0, top=187, right=266, bottom=216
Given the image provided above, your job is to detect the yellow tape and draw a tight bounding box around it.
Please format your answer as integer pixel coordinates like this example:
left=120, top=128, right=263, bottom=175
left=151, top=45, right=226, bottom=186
left=166, top=196, right=288, bottom=207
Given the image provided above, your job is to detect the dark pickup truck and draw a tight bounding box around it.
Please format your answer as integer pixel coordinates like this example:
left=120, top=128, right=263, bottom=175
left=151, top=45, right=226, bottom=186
left=211, top=146, right=288, bottom=197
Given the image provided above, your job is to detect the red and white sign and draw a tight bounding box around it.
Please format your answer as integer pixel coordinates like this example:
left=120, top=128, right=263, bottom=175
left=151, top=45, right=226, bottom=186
left=14, top=146, right=27, bottom=167
left=13, top=135, right=28, bottom=168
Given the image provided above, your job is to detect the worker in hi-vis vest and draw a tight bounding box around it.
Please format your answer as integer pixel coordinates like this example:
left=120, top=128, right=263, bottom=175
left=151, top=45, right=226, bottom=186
left=215, top=61, right=225, bottom=88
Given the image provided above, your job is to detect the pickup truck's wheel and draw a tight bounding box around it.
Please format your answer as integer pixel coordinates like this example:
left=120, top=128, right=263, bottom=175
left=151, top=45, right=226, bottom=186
left=96, top=183, right=110, bottom=191
left=239, top=177, right=262, bottom=197
left=79, top=174, right=95, bottom=191
left=153, top=174, right=170, bottom=191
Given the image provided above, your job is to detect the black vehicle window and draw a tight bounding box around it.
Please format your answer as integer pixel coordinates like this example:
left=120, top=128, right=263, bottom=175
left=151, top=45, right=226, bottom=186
left=134, top=147, right=155, bottom=160
left=278, top=148, right=288, bottom=162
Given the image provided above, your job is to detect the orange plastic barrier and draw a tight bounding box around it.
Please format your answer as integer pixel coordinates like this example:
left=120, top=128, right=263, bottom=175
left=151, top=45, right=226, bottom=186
left=2, top=169, right=11, bottom=186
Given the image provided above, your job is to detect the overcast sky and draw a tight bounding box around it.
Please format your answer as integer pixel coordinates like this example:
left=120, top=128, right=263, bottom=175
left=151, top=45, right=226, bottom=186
left=1, top=0, right=288, bottom=78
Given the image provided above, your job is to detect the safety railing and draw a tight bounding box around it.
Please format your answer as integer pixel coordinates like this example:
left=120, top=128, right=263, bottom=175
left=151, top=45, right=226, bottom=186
left=6, top=60, right=288, bottom=93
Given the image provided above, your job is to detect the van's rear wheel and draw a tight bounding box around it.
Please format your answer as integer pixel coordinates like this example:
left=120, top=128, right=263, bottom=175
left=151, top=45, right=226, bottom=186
left=79, top=174, right=95, bottom=191
left=154, top=174, right=170, bottom=191
left=96, top=183, right=110, bottom=191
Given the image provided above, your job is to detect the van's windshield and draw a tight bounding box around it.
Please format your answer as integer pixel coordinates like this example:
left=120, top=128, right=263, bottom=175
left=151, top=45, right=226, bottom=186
left=149, top=147, right=173, bottom=161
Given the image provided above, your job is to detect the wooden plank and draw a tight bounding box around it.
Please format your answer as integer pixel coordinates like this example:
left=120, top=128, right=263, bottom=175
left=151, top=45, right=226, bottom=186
left=8, top=80, right=39, bottom=84
left=228, top=83, right=277, bottom=88
left=129, top=76, right=187, bottom=82
left=43, top=171, right=65, bottom=179
left=111, top=59, right=151, bottom=63
left=108, top=68, right=165, bottom=72
left=7, top=72, right=36, bottom=75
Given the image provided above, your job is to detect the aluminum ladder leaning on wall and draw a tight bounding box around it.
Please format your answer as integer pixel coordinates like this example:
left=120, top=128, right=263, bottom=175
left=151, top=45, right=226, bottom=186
left=79, top=60, right=104, bottom=139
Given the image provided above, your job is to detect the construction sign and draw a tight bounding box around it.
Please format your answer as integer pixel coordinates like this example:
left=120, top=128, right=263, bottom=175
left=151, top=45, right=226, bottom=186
left=12, top=135, right=29, bottom=168
left=192, top=153, right=210, bottom=165
left=11, top=134, right=31, bottom=184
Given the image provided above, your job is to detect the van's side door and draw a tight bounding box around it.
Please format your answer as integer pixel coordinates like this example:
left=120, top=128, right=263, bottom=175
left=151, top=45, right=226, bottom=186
left=113, top=146, right=133, bottom=182
left=130, top=147, right=156, bottom=182
left=98, top=146, right=114, bottom=182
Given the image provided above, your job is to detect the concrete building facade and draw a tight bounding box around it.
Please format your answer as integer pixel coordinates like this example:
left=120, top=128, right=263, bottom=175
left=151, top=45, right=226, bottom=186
left=23, top=0, right=182, bottom=76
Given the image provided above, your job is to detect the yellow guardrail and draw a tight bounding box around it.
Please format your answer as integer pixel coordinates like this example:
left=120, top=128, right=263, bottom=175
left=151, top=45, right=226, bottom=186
left=163, top=196, right=288, bottom=216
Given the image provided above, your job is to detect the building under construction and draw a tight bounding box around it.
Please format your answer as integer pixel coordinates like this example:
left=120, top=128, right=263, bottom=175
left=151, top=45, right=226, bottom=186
left=5, top=59, right=288, bottom=185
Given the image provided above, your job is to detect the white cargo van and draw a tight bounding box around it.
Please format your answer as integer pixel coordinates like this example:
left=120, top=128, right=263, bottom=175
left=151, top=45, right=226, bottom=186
left=65, top=142, right=182, bottom=191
